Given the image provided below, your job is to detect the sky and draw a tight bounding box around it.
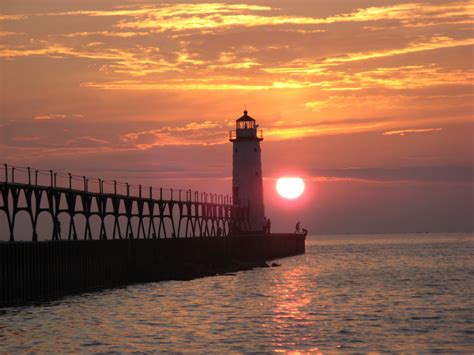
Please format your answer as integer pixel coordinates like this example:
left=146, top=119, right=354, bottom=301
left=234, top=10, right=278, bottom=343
left=1, top=0, right=473, bottom=234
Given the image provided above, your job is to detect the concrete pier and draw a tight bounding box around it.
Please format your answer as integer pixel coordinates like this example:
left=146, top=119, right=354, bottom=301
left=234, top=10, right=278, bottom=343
left=0, top=233, right=305, bottom=307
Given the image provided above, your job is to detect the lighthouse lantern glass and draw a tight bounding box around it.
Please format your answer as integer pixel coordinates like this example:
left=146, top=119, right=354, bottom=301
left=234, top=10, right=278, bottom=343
left=237, top=120, right=255, bottom=130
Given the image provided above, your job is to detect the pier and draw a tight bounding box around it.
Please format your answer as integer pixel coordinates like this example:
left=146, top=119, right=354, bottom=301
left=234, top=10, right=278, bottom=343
left=0, top=164, right=305, bottom=306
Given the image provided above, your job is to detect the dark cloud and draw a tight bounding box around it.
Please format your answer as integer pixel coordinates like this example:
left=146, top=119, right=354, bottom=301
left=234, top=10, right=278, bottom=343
left=312, top=166, right=473, bottom=183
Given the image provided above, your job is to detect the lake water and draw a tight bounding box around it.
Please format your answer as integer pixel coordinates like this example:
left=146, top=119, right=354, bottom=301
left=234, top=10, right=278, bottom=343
left=0, top=233, right=473, bottom=352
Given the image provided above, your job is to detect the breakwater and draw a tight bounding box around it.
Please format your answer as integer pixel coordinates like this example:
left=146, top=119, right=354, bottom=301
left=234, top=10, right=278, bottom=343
left=0, top=233, right=305, bottom=307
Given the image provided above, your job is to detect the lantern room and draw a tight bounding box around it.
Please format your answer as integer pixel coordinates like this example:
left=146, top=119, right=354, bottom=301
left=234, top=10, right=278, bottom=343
left=229, top=110, right=263, bottom=142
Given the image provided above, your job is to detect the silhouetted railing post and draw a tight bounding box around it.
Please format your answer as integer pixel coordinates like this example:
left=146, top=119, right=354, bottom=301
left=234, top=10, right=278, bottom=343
left=50, top=170, right=53, bottom=188
left=68, top=173, right=72, bottom=190
left=126, top=183, right=130, bottom=197
left=149, top=186, right=152, bottom=199
left=35, top=170, right=38, bottom=185
left=54, top=173, right=57, bottom=187
left=160, top=188, right=163, bottom=200
left=27, top=167, right=31, bottom=185
left=179, top=189, right=181, bottom=201
left=171, top=188, right=173, bottom=201
left=139, top=185, right=142, bottom=198
left=114, top=180, right=117, bottom=195
left=99, top=179, right=103, bottom=194
left=3, top=164, right=7, bottom=184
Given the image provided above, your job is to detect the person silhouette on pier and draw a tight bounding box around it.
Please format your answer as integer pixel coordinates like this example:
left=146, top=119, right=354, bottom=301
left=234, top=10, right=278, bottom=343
left=295, top=221, right=300, bottom=234
left=266, top=218, right=271, bottom=235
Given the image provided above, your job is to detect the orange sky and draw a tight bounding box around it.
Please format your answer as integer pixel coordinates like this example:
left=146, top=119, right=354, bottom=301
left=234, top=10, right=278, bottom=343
left=1, top=0, right=473, bottom=233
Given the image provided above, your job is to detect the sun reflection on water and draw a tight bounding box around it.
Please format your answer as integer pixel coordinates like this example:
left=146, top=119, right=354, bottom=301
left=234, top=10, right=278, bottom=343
left=267, top=266, right=316, bottom=350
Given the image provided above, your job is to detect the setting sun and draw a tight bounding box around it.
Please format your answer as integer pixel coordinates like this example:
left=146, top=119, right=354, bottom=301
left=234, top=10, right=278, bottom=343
left=276, top=177, right=305, bottom=199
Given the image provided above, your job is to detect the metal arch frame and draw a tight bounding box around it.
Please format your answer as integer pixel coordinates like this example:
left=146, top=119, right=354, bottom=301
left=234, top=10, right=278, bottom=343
left=0, top=182, right=249, bottom=242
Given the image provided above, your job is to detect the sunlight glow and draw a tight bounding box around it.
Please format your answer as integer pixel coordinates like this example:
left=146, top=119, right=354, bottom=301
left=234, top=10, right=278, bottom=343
left=276, top=177, right=305, bottom=199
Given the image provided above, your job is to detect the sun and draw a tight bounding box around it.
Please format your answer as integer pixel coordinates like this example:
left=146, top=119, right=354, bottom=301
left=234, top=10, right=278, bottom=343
left=276, top=177, right=305, bottom=199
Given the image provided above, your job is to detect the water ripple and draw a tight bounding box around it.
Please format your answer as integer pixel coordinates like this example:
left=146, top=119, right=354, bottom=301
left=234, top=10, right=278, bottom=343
left=0, top=233, right=473, bottom=352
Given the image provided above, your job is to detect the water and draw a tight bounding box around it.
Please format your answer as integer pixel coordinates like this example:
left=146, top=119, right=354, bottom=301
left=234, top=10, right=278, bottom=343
left=1, top=233, right=473, bottom=352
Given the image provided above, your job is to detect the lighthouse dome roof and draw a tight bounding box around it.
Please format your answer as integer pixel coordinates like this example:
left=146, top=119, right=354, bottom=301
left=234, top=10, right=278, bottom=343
left=236, top=110, right=255, bottom=122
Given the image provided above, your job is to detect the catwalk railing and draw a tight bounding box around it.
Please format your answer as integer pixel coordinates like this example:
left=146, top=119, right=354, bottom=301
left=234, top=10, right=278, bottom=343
left=0, top=164, right=250, bottom=242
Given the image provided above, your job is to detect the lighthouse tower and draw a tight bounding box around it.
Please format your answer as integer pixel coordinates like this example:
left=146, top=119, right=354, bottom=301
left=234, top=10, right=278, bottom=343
left=229, top=110, right=265, bottom=232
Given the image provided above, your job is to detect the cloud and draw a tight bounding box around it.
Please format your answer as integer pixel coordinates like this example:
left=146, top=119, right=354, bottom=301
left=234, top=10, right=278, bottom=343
left=65, top=136, right=110, bottom=147
left=0, top=31, right=23, bottom=37
left=41, top=4, right=272, bottom=20
left=33, top=114, right=66, bottom=120
left=263, top=120, right=386, bottom=140
left=79, top=79, right=319, bottom=91
left=311, top=166, right=473, bottom=183
left=383, top=128, right=443, bottom=136
left=44, top=2, right=471, bottom=33
left=0, top=44, right=75, bottom=58
left=120, top=121, right=223, bottom=148
left=264, top=37, right=474, bottom=78
left=33, top=114, right=83, bottom=120
left=323, top=37, right=474, bottom=65
left=264, top=62, right=474, bottom=93
left=304, top=101, right=327, bottom=111
left=0, top=14, right=26, bottom=20
left=1, top=2, right=471, bottom=91
left=63, top=31, right=149, bottom=38
left=323, top=2, right=474, bottom=28
left=5, top=1, right=473, bottom=30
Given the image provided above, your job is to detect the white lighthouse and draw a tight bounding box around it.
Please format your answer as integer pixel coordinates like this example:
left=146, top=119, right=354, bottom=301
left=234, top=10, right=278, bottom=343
left=229, top=110, right=265, bottom=233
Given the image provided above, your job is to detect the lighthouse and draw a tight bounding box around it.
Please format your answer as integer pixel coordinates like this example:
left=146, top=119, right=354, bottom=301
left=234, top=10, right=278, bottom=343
left=229, top=110, right=265, bottom=233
